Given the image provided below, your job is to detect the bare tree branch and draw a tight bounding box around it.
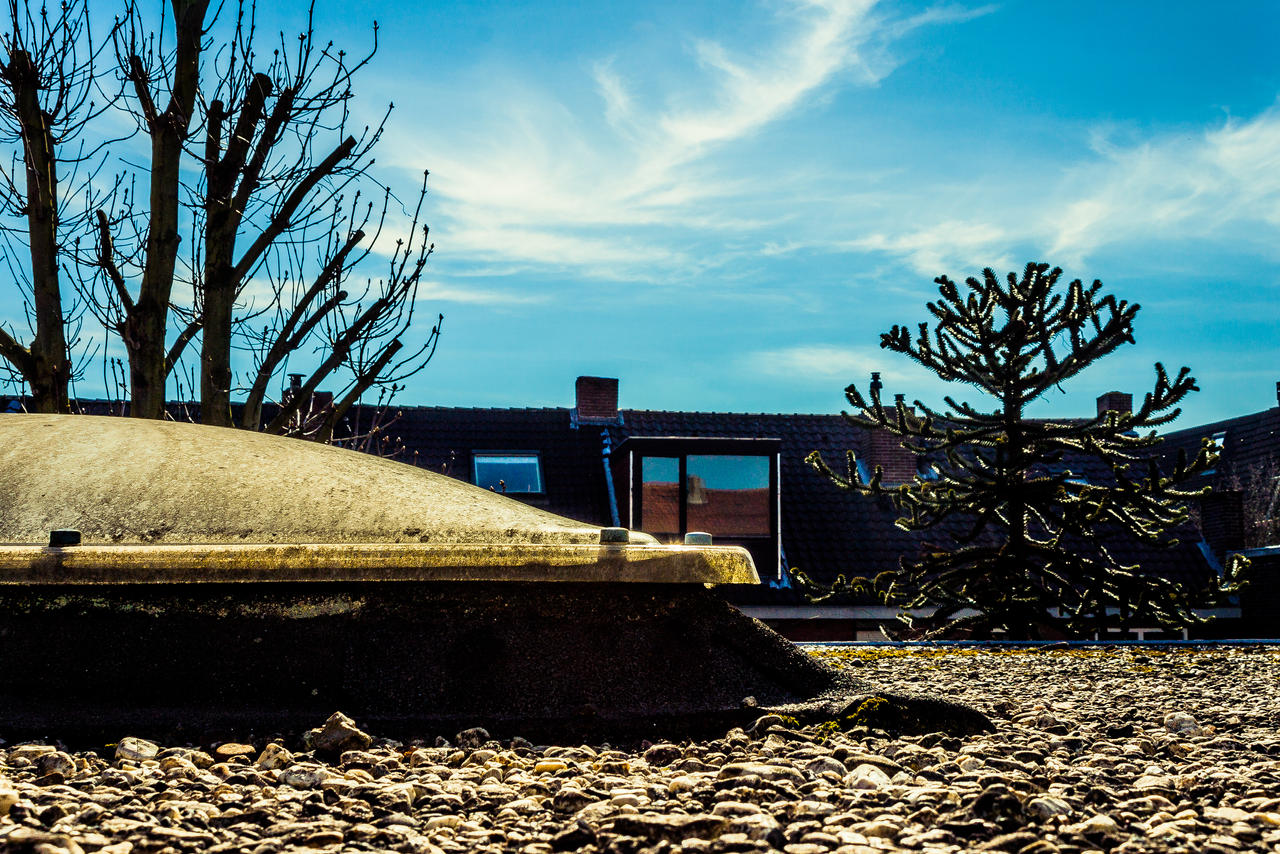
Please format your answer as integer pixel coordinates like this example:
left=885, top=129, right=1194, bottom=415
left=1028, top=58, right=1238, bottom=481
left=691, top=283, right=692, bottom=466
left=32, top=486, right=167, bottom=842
left=94, top=209, right=133, bottom=312
left=165, top=317, right=201, bottom=377
left=315, top=337, right=401, bottom=443
left=0, top=325, right=33, bottom=377
left=124, top=54, right=158, bottom=127
left=229, top=134, right=356, bottom=284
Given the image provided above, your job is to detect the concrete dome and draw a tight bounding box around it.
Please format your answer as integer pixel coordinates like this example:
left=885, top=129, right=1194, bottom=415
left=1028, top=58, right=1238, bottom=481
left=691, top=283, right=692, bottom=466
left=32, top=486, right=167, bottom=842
left=0, top=414, right=756, bottom=584
left=0, top=414, right=621, bottom=546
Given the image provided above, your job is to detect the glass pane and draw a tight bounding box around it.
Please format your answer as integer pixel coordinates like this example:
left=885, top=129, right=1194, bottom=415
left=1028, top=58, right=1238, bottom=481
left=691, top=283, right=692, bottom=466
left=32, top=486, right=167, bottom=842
left=640, top=456, right=679, bottom=534
left=474, top=454, right=542, bottom=493
left=687, top=455, right=770, bottom=537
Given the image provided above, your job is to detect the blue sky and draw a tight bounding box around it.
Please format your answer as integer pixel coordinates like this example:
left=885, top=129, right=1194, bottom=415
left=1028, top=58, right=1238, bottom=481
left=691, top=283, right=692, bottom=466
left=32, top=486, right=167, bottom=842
left=344, top=0, right=1280, bottom=425
left=17, top=0, right=1280, bottom=426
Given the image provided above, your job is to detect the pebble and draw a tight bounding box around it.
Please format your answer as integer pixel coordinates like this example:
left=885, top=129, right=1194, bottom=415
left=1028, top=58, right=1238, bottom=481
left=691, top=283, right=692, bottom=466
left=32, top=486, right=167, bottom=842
left=2, top=648, right=1279, bottom=854
left=278, top=763, right=332, bottom=789
left=845, top=763, right=892, bottom=789
left=1025, top=795, right=1072, bottom=819
left=213, top=742, right=257, bottom=761
left=112, top=737, right=157, bottom=763
left=1163, top=710, right=1205, bottom=736
left=0, top=787, right=18, bottom=817
left=305, top=711, right=372, bottom=755
left=255, top=742, right=294, bottom=769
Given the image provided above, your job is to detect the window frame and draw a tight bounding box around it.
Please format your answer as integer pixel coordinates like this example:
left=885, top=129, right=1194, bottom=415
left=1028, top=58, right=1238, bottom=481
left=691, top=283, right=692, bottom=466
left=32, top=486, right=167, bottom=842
left=619, top=436, right=782, bottom=580
left=684, top=452, right=774, bottom=538
left=471, top=450, right=545, bottom=495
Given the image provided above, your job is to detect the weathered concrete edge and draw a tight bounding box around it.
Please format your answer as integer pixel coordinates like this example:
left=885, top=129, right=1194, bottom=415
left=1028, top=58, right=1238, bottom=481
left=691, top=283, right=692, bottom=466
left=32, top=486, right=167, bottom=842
left=0, top=542, right=761, bottom=584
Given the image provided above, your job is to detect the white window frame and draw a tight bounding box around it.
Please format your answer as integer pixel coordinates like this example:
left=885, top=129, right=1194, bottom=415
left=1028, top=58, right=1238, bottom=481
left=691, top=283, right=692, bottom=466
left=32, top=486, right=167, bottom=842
left=472, top=451, right=544, bottom=495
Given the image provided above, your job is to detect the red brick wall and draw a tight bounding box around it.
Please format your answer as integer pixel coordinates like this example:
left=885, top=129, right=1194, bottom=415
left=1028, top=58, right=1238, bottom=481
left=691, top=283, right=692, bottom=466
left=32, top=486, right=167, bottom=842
left=575, top=376, right=618, bottom=421
left=1200, top=490, right=1244, bottom=561
left=1097, top=391, right=1133, bottom=417
left=867, top=427, right=918, bottom=485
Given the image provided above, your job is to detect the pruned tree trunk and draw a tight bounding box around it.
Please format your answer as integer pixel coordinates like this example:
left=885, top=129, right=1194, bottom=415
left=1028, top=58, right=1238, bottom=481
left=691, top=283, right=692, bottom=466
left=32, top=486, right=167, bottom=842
left=0, top=47, right=69, bottom=412
left=121, top=0, right=208, bottom=420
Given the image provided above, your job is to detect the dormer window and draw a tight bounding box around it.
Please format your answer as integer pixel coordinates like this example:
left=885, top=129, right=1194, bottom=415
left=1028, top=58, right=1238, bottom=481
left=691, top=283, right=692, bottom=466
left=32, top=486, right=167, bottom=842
left=619, top=436, right=782, bottom=580
left=686, top=454, right=771, bottom=537
left=473, top=452, right=544, bottom=494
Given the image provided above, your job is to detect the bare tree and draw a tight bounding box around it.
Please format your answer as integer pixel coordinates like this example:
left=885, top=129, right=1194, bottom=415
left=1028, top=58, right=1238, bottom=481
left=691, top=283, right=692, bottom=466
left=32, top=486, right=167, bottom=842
left=0, top=0, right=115, bottom=412
left=246, top=178, right=442, bottom=439
left=88, top=0, right=439, bottom=430
left=192, top=4, right=438, bottom=431
left=89, top=0, right=208, bottom=420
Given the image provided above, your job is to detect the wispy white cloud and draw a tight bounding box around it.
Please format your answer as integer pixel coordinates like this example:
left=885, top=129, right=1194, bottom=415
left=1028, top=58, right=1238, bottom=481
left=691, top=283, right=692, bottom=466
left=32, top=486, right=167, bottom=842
left=383, top=0, right=985, bottom=282
left=654, top=0, right=878, bottom=157
left=387, top=2, right=1280, bottom=298
left=1047, top=106, right=1280, bottom=261
left=850, top=220, right=1014, bottom=276
left=416, top=281, right=548, bottom=305
left=743, top=343, right=934, bottom=387
left=743, top=341, right=1021, bottom=412
left=848, top=104, right=1280, bottom=274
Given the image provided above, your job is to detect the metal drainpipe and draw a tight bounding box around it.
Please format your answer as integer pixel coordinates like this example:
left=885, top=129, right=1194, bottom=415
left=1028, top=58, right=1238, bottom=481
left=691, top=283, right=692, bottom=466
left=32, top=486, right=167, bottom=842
left=769, top=543, right=793, bottom=589
left=601, top=429, right=621, bottom=527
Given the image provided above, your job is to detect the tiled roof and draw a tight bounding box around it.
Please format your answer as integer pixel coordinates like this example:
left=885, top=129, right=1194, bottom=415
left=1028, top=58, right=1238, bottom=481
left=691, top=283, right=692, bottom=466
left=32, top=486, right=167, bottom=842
left=382, top=406, right=613, bottom=528
left=1160, top=406, right=1280, bottom=491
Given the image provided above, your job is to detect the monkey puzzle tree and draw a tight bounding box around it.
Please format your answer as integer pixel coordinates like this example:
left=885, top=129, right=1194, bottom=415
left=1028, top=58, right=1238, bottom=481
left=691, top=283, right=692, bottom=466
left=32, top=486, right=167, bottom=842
left=808, top=262, right=1247, bottom=639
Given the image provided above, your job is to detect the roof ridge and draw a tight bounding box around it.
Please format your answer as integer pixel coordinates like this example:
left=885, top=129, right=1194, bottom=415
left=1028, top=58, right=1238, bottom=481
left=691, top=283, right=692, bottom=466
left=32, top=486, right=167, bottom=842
left=1162, top=406, right=1280, bottom=440
left=389, top=405, right=571, bottom=414
left=622, top=408, right=846, bottom=418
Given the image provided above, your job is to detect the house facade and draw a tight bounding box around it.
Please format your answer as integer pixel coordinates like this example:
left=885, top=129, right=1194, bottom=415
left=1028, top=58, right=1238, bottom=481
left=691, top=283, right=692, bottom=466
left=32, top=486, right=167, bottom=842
left=1160, top=388, right=1280, bottom=636
left=384, top=376, right=1263, bottom=640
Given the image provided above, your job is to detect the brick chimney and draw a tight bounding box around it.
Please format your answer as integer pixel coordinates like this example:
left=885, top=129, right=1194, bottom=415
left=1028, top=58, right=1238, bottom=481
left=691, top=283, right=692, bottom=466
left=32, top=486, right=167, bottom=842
left=1199, top=490, right=1245, bottom=564
left=866, top=428, right=919, bottom=485
left=1096, top=391, right=1133, bottom=418
left=864, top=389, right=920, bottom=485
left=574, top=376, right=620, bottom=424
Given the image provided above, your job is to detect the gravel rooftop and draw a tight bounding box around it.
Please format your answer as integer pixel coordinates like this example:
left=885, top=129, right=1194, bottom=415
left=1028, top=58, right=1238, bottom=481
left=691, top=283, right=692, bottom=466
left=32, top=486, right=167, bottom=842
left=2, top=644, right=1279, bottom=854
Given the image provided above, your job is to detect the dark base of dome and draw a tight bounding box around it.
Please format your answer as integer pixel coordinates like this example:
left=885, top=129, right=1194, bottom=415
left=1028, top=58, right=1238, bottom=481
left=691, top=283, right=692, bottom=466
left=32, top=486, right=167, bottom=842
left=0, top=581, right=991, bottom=745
